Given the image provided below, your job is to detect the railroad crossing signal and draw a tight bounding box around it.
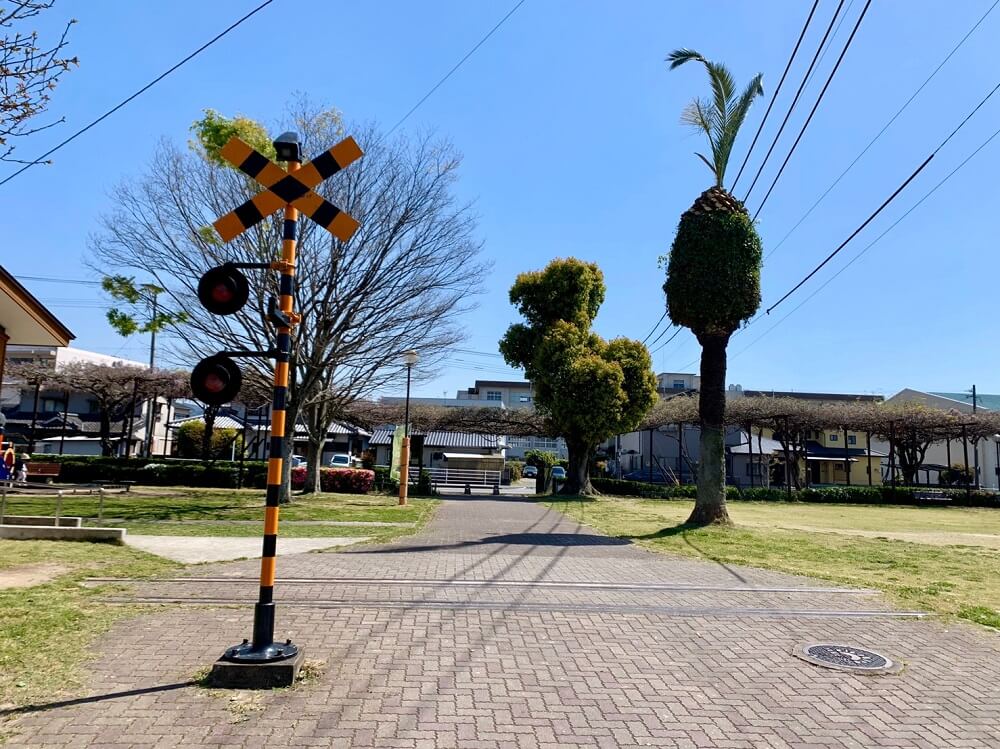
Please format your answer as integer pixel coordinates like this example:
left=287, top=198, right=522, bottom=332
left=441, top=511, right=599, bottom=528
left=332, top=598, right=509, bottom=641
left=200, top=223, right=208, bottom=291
left=212, top=135, right=363, bottom=242
left=195, top=130, right=363, bottom=679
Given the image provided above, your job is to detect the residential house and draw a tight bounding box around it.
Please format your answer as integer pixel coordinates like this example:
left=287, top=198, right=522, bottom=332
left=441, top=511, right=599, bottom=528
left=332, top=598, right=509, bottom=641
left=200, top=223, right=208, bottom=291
left=368, top=428, right=505, bottom=472
left=2, top=345, right=181, bottom=456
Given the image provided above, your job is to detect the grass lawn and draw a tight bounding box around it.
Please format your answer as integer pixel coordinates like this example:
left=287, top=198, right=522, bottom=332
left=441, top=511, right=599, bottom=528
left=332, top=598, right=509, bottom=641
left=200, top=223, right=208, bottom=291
left=0, top=541, right=178, bottom=712
left=548, top=496, right=1000, bottom=629
left=1, top=487, right=436, bottom=526
left=0, top=489, right=440, bottom=715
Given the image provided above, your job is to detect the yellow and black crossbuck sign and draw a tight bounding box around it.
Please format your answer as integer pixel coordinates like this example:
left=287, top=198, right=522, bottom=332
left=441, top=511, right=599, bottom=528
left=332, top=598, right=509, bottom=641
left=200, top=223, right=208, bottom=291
left=213, top=136, right=364, bottom=242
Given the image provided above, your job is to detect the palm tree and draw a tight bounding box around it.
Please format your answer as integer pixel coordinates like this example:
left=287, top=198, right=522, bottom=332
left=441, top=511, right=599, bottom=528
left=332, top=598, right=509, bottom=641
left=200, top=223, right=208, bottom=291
left=662, top=49, right=764, bottom=525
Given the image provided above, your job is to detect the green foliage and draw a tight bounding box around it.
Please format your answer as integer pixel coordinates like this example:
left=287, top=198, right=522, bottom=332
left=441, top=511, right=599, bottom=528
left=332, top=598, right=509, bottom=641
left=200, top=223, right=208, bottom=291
left=667, top=49, right=763, bottom=186
left=175, top=422, right=242, bottom=459
left=26, top=454, right=268, bottom=489
left=524, top=450, right=557, bottom=468
left=589, top=478, right=1000, bottom=508
left=507, top=461, right=523, bottom=481
left=939, top=464, right=973, bottom=486
left=101, top=275, right=187, bottom=338
left=663, top=209, right=762, bottom=335
left=191, top=108, right=275, bottom=166
left=500, top=258, right=658, bottom=450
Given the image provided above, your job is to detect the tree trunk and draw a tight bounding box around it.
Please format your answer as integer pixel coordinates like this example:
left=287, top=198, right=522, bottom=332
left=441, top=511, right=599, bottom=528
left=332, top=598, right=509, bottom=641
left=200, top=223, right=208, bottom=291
left=100, top=409, right=113, bottom=457
left=202, top=406, right=217, bottom=460
left=560, top=440, right=596, bottom=495
left=303, top=433, right=324, bottom=494
left=279, top=400, right=298, bottom=504
left=689, top=332, right=732, bottom=525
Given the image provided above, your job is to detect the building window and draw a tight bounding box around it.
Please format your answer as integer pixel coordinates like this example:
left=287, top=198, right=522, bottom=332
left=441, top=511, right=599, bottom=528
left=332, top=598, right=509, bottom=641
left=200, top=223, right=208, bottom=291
left=744, top=462, right=763, bottom=476
left=672, top=379, right=685, bottom=389
left=40, top=398, right=64, bottom=412
left=486, top=391, right=502, bottom=402
left=829, top=433, right=838, bottom=442
left=847, top=435, right=857, bottom=445
left=518, top=395, right=532, bottom=403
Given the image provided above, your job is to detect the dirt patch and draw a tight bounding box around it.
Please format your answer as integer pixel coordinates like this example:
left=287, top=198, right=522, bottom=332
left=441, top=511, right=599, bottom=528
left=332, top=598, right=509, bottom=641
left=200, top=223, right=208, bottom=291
left=0, top=562, right=69, bottom=589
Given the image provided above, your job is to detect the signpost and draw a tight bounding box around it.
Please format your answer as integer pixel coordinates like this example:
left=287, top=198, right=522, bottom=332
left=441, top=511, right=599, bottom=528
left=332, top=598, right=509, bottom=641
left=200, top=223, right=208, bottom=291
left=197, top=130, right=362, bottom=687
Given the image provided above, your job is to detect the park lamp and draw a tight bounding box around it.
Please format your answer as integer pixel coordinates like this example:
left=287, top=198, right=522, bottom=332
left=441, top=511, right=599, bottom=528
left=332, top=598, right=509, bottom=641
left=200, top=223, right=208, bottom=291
left=403, top=349, right=419, bottom=367
left=273, top=131, right=301, bottom=162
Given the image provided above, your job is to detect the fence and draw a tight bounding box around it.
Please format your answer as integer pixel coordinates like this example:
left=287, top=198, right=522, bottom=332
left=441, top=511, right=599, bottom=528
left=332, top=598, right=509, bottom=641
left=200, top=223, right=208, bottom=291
left=422, top=467, right=502, bottom=487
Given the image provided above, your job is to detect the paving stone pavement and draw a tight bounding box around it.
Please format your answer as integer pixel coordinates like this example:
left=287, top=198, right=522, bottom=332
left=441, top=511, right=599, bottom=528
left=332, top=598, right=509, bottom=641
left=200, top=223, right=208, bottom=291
left=4, top=497, right=999, bottom=748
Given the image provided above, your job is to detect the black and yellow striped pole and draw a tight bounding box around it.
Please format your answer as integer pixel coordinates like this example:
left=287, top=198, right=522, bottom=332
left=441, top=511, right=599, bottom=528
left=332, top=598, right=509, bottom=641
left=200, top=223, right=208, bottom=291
left=199, top=130, right=363, bottom=681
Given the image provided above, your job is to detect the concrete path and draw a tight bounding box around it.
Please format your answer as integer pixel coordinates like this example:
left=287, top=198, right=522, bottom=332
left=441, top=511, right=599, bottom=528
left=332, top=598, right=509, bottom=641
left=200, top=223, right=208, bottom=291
left=124, top=534, right=370, bottom=563
left=5, top=497, right=1000, bottom=748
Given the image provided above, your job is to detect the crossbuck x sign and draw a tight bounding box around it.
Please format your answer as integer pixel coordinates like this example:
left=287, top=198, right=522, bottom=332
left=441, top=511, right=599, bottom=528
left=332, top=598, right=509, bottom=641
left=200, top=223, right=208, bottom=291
left=213, top=136, right=363, bottom=242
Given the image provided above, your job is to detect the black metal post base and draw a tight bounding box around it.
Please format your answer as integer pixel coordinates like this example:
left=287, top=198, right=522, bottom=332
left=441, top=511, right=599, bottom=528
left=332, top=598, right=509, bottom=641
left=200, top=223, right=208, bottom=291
left=209, top=646, right=304, bottom=689
left=222, top=637, right=299, bottom=663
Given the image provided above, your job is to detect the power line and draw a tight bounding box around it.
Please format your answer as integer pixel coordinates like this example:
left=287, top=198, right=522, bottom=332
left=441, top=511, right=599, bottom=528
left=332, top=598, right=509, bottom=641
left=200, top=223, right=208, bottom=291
left=17, top=275, right=102, bottom=286
left=735, top=120, right=1000, bottom=361
left=752, top=0, right=873, bottom=220
left=0, top=0, right=277, bottom=188
left=730, top=0, right=819, bottom=192
left=766, top=77, right=1000, bottom=315
left=646, top=322, right=674, bottom=348
left=640, top=310, right=668, bottom=345
left=767, top=0, right=1000, bottom=259
left=742, top=0, right=846, bottom=202
left=384, top=0, right=527, bottom=139
left=649, top=326, right=683, bottom=356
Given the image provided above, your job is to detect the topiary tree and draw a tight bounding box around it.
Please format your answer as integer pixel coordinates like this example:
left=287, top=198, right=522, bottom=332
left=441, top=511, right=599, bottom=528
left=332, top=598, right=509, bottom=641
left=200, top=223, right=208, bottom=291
left=500, top=258, right=657, bottom=495
left=661, top=49, right=764, bottom=525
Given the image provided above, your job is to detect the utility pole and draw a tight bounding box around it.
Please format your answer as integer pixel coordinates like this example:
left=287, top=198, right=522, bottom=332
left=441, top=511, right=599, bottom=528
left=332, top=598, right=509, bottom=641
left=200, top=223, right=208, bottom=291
left=971, top=385, right=980, bottom=489
left=143, top=290, right=159, bottom=457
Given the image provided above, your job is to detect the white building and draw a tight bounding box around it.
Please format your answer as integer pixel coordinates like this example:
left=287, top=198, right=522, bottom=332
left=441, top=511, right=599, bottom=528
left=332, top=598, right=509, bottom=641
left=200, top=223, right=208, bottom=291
left=2, top=345, right=184, bottom=457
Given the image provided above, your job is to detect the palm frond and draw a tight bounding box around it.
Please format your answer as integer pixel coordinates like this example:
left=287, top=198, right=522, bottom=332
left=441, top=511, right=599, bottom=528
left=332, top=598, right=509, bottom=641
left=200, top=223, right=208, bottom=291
left=715, top=72, right=764, bottom=184
left=694, top=152, right=715, bottom=177
left=668, top=48, right=763, bottom=187
left=666, top=48, right=706, bottom=70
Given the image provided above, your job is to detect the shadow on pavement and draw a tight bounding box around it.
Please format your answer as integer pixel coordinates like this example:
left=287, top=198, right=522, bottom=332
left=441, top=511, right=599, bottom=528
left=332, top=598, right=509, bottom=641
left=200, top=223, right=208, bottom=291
left=352, top=531, right=630, bottom=553
left=0, top=681, right=198, bottom=718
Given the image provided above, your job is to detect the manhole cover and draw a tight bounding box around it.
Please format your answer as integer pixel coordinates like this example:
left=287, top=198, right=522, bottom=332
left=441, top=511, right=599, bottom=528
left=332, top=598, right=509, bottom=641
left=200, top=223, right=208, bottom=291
left=794, top=643, right=902, bottom=674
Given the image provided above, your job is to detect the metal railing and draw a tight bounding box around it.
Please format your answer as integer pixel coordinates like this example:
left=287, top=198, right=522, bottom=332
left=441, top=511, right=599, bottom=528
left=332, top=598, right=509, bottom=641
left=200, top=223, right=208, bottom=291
left=421, top=467, right=502, bottom=487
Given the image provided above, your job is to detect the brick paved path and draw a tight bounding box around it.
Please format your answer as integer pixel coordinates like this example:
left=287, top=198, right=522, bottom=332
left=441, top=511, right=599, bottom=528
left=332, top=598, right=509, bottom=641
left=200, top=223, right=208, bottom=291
left=5, top=498, right=999, bottom=748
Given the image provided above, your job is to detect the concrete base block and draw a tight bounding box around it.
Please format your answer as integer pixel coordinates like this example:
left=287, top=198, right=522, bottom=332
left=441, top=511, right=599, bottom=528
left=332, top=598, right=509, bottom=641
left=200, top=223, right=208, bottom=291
left=0, top=515, right=81, bottom=527
left=208, top=648, right=305, bottom=689
left=0, top=524, right=125, bottom=541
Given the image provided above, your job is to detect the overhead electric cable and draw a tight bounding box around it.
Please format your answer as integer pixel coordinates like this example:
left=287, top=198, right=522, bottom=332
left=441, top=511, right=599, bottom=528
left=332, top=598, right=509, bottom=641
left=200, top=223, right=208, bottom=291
left=742, top=0, right=846, bottom=202
left=730, top=0, right=820, bottom=191
left=0, top=0, right=277, bottom=188
left=736, top=121, right=1000, bottom=359
left=641, top=310, right=668, bottom=344
left=765, top=79, right=1000, bottom=315
left=383, top=0, right=527, bottom=139
left=649, top=326, right=683, bottom=356
left=766, top=0, right=1000, bottom=258
left=645, top=322, right=674, bottom=348
left=17, top=275, right=101, bottom=286
left=752, top=0, right=873, bottom=220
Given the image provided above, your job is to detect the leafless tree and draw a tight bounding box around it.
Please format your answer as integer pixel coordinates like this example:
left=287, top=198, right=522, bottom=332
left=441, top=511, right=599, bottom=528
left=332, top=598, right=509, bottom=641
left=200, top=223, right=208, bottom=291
left=89, top=103, right=485, bottom=496
left=0, top=1, right=76, bottom=163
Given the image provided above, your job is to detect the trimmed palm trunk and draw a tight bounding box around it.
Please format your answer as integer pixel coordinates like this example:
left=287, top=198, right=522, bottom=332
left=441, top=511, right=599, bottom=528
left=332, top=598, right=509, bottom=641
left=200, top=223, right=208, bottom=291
left=662, top=50, right=765, bottom=526
left=691, top=332, right=730, bottom=524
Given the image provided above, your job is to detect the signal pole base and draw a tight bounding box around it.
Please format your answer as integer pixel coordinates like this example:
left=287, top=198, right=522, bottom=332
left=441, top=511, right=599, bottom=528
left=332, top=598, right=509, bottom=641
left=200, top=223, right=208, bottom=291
left=209, top=644, right=304, bottom=689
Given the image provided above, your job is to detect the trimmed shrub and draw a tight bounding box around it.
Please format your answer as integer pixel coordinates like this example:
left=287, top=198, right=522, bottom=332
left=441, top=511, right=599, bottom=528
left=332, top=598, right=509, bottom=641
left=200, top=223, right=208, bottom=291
left=373, top=466, right=398, bottom=492
left=507, top=461, right=523, bottom=482
left=590, top=478, right=1000, bottom=508
left=28, top=454, right=267, bottom=489
left=290, top=467, right=375, bottom=493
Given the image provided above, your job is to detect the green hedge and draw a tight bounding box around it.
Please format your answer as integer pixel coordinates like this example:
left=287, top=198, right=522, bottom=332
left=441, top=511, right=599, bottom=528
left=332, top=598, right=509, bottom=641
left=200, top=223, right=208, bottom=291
left=29, top=454, right=268, bottom=489
left=590, top=478, right=1000, bottom=508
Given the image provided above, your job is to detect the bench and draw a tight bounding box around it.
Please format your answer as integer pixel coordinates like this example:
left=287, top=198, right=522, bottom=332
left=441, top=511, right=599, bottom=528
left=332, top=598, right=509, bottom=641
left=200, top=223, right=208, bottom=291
left=26, top=462, right=61, bottom=483
left=913, top=490, right=951, bottom=503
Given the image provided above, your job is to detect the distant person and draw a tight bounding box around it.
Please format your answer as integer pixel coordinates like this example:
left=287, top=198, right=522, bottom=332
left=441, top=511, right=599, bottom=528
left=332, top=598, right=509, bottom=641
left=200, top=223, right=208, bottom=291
left=15, top=453, right=27, bottom=483
left=0, top=444, right=12, bottom=480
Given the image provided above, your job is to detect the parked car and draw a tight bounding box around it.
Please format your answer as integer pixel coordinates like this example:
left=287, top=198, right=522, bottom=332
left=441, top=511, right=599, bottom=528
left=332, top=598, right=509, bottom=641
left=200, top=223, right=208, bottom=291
left=290, top=455, right=307, bottom=468
left=328, top=453, right=359, bottom=468
left=551, top=466, right=567, bottom=481
left=523, top=465, right=538, bottom=478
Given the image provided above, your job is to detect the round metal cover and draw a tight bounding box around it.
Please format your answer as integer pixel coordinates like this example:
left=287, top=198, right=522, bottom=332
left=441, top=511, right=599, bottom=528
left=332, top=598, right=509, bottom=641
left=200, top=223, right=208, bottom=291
left=794, top=643, right=902, bottom=674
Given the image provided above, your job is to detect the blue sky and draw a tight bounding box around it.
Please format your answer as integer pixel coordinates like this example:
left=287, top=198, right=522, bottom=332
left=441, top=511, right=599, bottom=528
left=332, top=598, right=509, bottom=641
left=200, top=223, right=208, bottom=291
left=5, top=0, right=1000, bottom=401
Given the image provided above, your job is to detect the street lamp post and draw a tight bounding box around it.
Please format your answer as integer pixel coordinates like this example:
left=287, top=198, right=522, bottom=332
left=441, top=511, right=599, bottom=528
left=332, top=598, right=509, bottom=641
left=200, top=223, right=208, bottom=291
left=992, top=434, right=1000, bottom=492
left=399, top=350, right=418, bottom=506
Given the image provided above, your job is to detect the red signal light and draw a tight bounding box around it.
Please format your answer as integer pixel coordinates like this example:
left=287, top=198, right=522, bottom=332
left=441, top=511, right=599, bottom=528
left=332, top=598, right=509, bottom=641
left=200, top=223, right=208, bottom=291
left=198, top=265, right=250, bottom=315
left=190, top=355, right=242, bottom=406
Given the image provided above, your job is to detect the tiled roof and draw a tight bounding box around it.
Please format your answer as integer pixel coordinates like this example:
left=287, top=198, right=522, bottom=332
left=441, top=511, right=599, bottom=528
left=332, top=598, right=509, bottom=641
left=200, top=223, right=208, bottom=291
left=739, top=391, right=883, bottom=403
left=368, top=429, right=501, bottom=448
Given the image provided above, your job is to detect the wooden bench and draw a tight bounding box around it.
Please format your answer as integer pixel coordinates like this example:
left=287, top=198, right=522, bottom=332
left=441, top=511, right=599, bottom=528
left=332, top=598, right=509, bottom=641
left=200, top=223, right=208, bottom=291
left=26, top=462, right=61, bottom=483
